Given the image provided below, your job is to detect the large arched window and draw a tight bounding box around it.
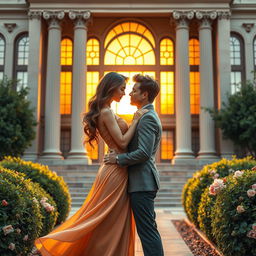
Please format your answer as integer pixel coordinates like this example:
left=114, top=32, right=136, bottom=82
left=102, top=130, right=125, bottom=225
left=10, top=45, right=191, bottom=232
left=0, top=35, right=5, bottom=80
left=104, top=22, right=155, bottom=65
left=14, top=34, right=29, bottom=90
left=60, top=38, right=73, bottom=115
left=189, top=38, right=200, bottom=115
left=230, top=33, right=245, bottom=94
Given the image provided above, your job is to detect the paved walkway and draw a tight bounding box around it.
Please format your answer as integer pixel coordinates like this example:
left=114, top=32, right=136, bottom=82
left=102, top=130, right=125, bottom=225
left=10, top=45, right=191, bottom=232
left=69, top=207, right=192, bottom=256
left=135, top=208, right=192, bottom=256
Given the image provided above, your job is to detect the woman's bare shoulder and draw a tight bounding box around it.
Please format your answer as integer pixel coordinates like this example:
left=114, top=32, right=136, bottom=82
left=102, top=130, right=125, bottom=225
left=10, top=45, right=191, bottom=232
left=100, top=108, right=115, bottom=120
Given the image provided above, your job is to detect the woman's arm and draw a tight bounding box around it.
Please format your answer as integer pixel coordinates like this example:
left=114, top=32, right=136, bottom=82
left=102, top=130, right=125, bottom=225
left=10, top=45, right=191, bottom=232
left=101, top=108, right=146, bottom=149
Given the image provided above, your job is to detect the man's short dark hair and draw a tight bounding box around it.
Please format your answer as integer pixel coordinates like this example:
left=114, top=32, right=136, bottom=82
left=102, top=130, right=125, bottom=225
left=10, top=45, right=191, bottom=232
left=133, top=74, right=160, bottom=103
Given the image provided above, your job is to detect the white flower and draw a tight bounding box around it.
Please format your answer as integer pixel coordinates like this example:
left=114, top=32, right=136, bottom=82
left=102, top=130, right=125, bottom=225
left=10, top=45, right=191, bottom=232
left=247, top=189, right=256, bottom=198
left=8, top=243, right=15, bottom=251
left=234, top=170, right=244, bottom=178
left=2, top=225, right=14, bottom=235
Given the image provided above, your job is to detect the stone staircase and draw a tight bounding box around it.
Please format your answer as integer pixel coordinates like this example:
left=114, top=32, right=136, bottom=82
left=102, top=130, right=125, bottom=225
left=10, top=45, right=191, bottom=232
left=49, top=164, right=200, bottom=208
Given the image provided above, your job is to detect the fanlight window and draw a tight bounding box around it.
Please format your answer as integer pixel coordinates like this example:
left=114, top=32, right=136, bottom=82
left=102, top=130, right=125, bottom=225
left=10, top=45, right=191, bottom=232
left=160, top=38, right=174, bottom=65
left=87, top=38, right=100, bottom=65
left=104, top=22, right=155, bottom=65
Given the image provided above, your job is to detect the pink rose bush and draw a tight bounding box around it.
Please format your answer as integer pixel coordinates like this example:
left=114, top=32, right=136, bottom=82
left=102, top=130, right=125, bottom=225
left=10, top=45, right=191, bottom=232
left=209, top=179, right=226, bottom=196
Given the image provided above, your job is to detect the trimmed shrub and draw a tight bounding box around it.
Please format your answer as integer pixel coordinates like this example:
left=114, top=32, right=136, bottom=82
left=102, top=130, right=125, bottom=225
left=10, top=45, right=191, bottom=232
left=0, top=157, right=71, bottom=224
left=0, top=167, right=42, bottom=255
left=183, top=157, right=256, bottom=227
left=211, top=170, right=256, bottom=256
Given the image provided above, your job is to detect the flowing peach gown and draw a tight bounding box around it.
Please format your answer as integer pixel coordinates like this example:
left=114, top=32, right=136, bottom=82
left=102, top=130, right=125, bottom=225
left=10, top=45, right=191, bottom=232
left=35, top=116, right=135, bottom=256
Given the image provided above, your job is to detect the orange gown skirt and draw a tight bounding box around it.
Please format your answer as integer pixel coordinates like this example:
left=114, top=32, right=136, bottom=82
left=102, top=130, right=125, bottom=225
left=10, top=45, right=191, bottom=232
left=35, top=163, right=135, bottom=256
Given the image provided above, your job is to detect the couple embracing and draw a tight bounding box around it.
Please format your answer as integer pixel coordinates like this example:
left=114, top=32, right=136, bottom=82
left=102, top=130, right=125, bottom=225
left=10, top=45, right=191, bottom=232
left=35, top=72, right=164, bottom=256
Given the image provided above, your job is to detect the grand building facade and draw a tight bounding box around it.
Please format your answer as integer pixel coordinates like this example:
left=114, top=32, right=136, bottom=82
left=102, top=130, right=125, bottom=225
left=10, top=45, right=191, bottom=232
left=0, top=0, right=255, bottom=165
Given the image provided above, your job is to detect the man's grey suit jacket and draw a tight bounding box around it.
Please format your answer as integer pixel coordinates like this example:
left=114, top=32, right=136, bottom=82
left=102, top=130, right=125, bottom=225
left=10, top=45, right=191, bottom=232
left=118, top=104, right=162, bottom=193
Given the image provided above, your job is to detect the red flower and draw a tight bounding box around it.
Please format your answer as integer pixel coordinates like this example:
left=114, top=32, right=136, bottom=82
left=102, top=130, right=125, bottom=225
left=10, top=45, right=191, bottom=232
left=2, top=200, right=8, bottom=206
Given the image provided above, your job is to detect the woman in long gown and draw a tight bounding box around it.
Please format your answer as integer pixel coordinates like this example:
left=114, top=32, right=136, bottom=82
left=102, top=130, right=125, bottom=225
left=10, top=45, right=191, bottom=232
left=34, top=72, right=147, bottom=256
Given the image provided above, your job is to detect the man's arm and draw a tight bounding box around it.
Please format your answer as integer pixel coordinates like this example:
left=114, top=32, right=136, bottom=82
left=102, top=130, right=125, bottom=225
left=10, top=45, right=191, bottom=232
left=117, top=115, right=158, bottom=167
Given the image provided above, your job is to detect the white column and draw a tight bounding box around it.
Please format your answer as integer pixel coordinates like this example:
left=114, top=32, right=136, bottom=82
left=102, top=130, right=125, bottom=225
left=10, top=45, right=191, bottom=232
left=67, top=11, right=90, bottom=162
left=216, top=11, right=234, bottom=158
left=23, top=11, right=43, bottom=161
left=41, top=11, right=64, bottom=159
left=196, top=11, right=218, bottom=163
left=172, top=11, right=195, bottom=165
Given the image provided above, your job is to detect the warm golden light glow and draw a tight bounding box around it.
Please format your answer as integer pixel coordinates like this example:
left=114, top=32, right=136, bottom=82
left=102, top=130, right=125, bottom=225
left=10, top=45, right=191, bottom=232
left=160, top=38, right=174, bottom=65
left=86, top=72, right=99, bottom=111
left=105, top=34, right=155, bottom=65
left=161, top=130, right=174, bottom=160
left=86, top=139, right=99, bottom=160
left=189, top=39, right=200, bottom=65
left=60, top=72, right=72, bottom=114
left=190, top=72, right=200, bottom=114
left=104, top=22, right=155, bottom=48
left=61, top=39, right=72, bottom=65
left=160, top=72, right=174, bottom=114
left=87, top=38, right=99, bottom=65
left=104, top=71, right=155, bottom=122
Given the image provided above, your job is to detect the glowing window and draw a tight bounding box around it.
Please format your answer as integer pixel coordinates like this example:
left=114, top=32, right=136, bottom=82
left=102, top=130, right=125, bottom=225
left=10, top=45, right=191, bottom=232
left=60, top=72, right=72, bottom=114
left=230, top=36, right=241, bottom=65
left=161, top=130, right=174, bottom=160
left=160, top=38, right=174, bottom=65
left=104, top=22, right=155, bottom=65
left=61, top=38, right=72, bottom=65
left=160, top=72, right=174, bottom=114
left=189, top=39, right=200, bottom=65
left=87, top=38, right=99, bottom=65
left=190, top=72, right=200, bottom=114
left=104, top=71, right=155, bottom=122
left=86, top=72, right=100, bottom=160
left=105, top=22, right=155, bottom=48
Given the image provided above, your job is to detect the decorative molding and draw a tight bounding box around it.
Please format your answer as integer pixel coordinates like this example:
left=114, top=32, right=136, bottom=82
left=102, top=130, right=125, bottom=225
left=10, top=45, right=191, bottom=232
left=217, top=11, right=231, bottom=20
left=42, top=11, right=65, bottom=28
left=68, top=11, right=91, bottom=28
left=195, top=11, right=218, bottom=20
left=28, top=11, right=42, bottom=20
left=4, top=23, right=17, bottom=33
left=242, top=23, right=254, bottom=33
left=172, top=10, right=194, bottom=21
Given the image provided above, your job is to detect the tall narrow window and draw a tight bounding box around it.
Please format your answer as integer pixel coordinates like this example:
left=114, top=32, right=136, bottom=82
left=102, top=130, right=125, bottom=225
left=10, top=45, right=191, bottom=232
left=87, top=38, right=100, bottom=65
left=0, top=35, right=5, bottom=80
left=15, top=34, right=29, bottom=90
left=189, top=39, right=200, bottom=114
left=161, top=130, right=174, bottom=161
left=160, top=38, right=175, bottom=115
left=230, top=33, right=245, bottom=94
left=60, top=38, right=72, bottom=114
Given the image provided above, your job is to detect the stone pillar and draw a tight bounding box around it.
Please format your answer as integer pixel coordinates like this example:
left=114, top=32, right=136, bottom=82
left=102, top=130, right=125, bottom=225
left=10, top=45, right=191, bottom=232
left=216, top=11, right=234, bottom=158
left=67, top=11, right=91, bottom=162
left=41, top=11, right=64, bottom=159
left=172, top=11, right=195, bottom=165
left=23, top=11, right=43, bottom=161
left=196, top=11, right=219, bottom=164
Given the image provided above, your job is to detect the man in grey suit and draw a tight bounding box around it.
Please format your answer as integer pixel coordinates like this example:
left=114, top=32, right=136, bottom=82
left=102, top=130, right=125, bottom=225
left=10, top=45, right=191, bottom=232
left=104, top=74, right=164, bottom=256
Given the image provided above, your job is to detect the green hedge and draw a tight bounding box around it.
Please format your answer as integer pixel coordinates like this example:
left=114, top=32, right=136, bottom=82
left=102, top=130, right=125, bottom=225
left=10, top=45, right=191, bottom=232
left=211, top=170, right=256, bottom=256
left=183, top=157, right=256, bottom=227
left=0, top=157, right=71, bottom=224
left=0, top=167, right=42, bottom=255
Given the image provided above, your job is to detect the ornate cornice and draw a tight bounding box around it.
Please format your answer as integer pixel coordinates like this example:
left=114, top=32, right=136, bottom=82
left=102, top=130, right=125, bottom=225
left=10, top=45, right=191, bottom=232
left=195, top=11, right=217, bottom=29
left=172, top=10, right=195, bottom=21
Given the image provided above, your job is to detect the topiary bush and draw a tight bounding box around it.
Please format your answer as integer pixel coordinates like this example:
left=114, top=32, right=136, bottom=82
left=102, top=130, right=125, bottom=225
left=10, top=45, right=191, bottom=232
left=0, top=157, right=71, bottom=224
left=0, top=167, right=42, bottom=255
left=183, top=157, right=256, bottom=227
left=211, top=169, right=256, bottom=256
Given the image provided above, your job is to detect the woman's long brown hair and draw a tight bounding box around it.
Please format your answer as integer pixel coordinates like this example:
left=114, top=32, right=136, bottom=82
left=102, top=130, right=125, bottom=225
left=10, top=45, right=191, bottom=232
left=83, top=72, right=127, bottom=147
